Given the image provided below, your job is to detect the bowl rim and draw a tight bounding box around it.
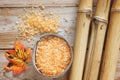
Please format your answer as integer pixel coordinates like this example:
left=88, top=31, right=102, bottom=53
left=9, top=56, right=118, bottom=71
left=32, top=33, right=73, bottom=79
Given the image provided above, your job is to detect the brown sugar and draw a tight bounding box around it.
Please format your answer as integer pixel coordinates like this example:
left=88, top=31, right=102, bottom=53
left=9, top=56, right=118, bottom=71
left=35, top=36, right=71, bottom=76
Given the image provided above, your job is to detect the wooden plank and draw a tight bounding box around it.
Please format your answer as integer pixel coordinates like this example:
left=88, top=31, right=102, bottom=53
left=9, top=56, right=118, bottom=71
left=0, top=7, right=77, bottom=16
left=0, top=0, right=97, bottom=7
left=0, top=50, right=69, bottom=80
left=0, top=32, right=16, bottom=49
left=0, top=0, right=79, bottom=7
left=0, top=7, right=77, bottom=49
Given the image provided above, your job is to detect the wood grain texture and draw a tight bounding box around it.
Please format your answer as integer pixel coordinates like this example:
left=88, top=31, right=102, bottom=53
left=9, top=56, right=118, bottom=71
left=0, top=0, right=97, bottom=7
left=0, top=0, right=79, bottom=7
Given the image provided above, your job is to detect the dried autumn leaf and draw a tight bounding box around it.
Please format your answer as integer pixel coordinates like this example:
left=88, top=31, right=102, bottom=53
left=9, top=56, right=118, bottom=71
left=15, top=41, right=25, bottom=59
left=4, top=41, right=32, bottom=75
left=5, top=63, right=27, bottom=75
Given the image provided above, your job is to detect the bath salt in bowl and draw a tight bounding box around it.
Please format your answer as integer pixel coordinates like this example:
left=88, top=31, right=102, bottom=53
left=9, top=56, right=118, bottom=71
left=32, top=34, right=73, bottom=79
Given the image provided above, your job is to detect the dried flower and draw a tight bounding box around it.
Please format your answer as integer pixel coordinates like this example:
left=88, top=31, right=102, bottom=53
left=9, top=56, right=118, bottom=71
left=4, top=41, right=32, bottom=75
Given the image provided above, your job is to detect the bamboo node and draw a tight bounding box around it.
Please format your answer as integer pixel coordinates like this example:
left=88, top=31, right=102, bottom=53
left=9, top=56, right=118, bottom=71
left=94, top=16, right=108, bottom=24
left=111, top=8, right=120, bottom=12
left=78, top=9, right=92, bottom=18
left=78, top=8, right=92, bottom=13
left=86, top=12, right=92, bottom=18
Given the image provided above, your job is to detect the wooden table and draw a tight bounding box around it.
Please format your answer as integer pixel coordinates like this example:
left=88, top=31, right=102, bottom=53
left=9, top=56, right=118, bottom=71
left=0, top=0, right=120, bottom=80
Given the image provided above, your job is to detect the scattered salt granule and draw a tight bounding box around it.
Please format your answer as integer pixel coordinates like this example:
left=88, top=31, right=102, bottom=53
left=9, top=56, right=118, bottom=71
left=17, top=10, right=59, bottom=41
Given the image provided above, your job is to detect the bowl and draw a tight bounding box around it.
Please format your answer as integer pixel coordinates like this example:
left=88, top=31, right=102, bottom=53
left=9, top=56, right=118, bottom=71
left=32, top=34, right=73, bottom=79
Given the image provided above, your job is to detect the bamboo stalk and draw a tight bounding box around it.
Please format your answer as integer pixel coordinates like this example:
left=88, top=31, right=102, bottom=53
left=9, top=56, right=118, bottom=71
left=83, top=0, right=111, bottom=80
left=100, top=0, right=120, bottom=80
left=83, top=21, right=97, bottom=80
left=87, top=21, right=108, bottom=80
left=69, top=0, right=93, bottom=80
